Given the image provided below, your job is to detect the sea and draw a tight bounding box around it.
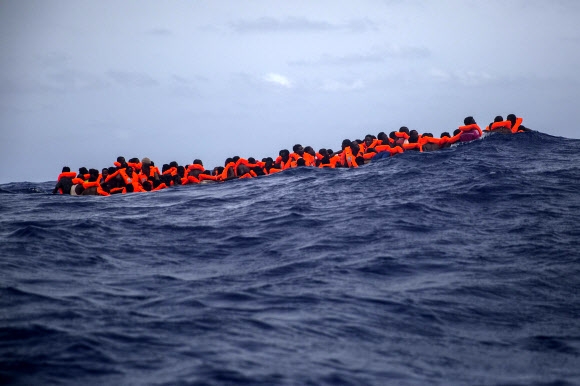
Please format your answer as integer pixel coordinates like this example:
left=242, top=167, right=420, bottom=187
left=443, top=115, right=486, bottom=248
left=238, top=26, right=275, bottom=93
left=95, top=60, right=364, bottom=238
left=1, top=131, right=579, bottom=386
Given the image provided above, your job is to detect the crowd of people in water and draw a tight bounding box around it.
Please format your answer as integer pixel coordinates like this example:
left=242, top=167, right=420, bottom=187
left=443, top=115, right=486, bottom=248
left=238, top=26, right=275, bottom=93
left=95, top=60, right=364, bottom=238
left=53, top=114, right=530, bottom=196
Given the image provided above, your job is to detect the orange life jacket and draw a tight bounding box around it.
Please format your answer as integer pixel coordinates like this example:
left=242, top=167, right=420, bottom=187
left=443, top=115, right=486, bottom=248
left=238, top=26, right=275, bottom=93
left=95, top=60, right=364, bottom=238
left=361, top=139, right=379, bottom=153
left=458, top=123, right=483, bottom=136
left=187, top=175, right=200, bottom=184
left=393, top=132, right=410, bottom=146
left=234, top=158, right=261, bottom=175
left=81, top=181, right=110, bottom=196
left=127, top=162, right=141, bottom=173
left=490, top=120, right=513, bottom=131
left=119, top=169, right=141, bottom=191
left=375, top=144, right=403, bottom=156
left=187, top=164, right=205, bottom=172
left=221, top=162, right=236, bottom=180
left=163, top=167, right=177, bottom=177
left=341, top=148, right=361, bottom=168
left=54, top=171, right=77, bottom=194
left=238, top=170, right=258, bottom=179
left=139, top=165, right=159, bottom=182
left=420, top=136, right=443, bottom=145
left=402, top=142, right=422, bottom=152
left=109, top=187, right=125, bottom=194
left=289, top=154, right=306, bottom=168
left=303, top=153, right=315, bottom=166
left=198, top=174, right=219, bottom=182
left=265, top=167, right=283, bottom=174
left=511, top=117, right=524, bottom=133
left=57, top=171, right=77, bottom=181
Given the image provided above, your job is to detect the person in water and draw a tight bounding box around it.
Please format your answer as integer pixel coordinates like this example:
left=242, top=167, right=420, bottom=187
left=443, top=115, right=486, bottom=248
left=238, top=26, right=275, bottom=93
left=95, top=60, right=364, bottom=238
left=275, top=149, right=292, bottom=170
left=52, top=167, right=76, bottom=195
left=458, top=116, right=482, bottom=142
left=55, top=113, right=530, bottom=195
left=486, top=116, right=513, bottom=133
left=506, top=114, right=531, bottom=133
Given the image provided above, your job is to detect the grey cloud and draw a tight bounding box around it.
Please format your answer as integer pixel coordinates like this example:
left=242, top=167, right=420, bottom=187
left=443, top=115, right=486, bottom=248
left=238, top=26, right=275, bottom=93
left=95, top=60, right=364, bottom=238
left=46, top=70, right=105, bottom=92
left=169, top=75, right=204, bottom=99
left=230, top=17, right=378, bottom=33
left=290, top=45, right=430, bottom=66
left=171, top=74, right=209, bottom=85
left=146, top=28, right=172, bottom=36
left=0, top=69, right=104, bottom=96
left=107, top=70, right=158, bottom=87
left=39, top=52, right=71, bottom=68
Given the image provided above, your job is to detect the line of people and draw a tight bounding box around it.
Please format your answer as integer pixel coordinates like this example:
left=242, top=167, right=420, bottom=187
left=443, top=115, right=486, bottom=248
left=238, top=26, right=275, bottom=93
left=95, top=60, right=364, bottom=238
left=52, top=114, right=529, bottom=196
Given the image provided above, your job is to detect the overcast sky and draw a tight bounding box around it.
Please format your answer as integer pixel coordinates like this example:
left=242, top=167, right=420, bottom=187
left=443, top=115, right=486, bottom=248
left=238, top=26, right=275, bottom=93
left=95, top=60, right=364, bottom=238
left=1, top=0, right=579, bottom=183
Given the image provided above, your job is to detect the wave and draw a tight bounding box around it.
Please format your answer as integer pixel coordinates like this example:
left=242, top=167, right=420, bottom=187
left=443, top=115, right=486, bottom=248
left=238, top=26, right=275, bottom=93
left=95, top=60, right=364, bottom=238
left=1, top=131, right=580, bottom=385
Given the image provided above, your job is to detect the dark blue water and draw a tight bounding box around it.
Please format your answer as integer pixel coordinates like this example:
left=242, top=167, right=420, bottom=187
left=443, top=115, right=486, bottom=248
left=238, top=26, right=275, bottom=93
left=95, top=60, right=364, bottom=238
left=1, top=132, right=580, bottom=385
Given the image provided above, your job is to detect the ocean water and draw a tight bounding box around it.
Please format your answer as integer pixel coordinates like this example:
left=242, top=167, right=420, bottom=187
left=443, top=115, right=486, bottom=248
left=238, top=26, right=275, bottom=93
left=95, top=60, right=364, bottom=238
left=1, top=132, right=580, bottom=385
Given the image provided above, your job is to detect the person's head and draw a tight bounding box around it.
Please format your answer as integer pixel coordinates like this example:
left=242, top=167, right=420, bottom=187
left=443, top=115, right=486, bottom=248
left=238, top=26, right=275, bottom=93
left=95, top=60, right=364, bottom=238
left=341, top=139, right=352, bottom=150
left=408, top=131, right=419, bottom=143
left=399, top=126, right=410, bottom=134
left=79, top=167, right=89, bottom=176
left=453, top=129, right=461, bottom=136
left=125, top=184, right=134, bottom=193
left=304, top=146, right=315, bottom=156
left=89, top=169, right=99, bottom=182
left=224, top=158, right=233, bottom=166
left=232, top=156, right=240, bottom=163
left=440, top=132, right=450, bottom=138
left=100, top=182, right=110, bottom=193
left=327, top=149, right=334, bottom=156
left=62, top=166, right=70, bottom=173
left=507, top=114, right=517, bottom=125
left=364, top=134, right=374, bottom=147
left=236, top=164, right=250, bottom=176
left=248, top=157, right=256, bottom=164
left=423, top=133, right=433, bottom=138
left=292, top=144, right=304, bottom=156
left=101, top=168, right=109, bottom=178
left=389, top=131, right=397, bottom=140
left=318, top=148, right=328, bottom=158
left=464, top=116, right=476, bottom=125
left=169, top=161, right=178, bottom=168
left=116, top=156, right=127, bottom=169
left=142, top=181, right=152, bottom=191
left=350, top=141, right=360, bottom=154
left=279, top=149, right=290, bottom=161
left=74, top=184, right=85, bottom=195
left=126, top=166, right=133, bottom=176
left=177, top=166, right=185, bottom=177
left=214, top=166, right=224, bottom=176
left=296, top=158, right=306, bottom=167
left=141, top=157, right=151, bottom=166
left=494, top=115, right=504, bottom=123
left=141, top=162, right=150, bottom=173
left=129, top=157, right=139, bottom=164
